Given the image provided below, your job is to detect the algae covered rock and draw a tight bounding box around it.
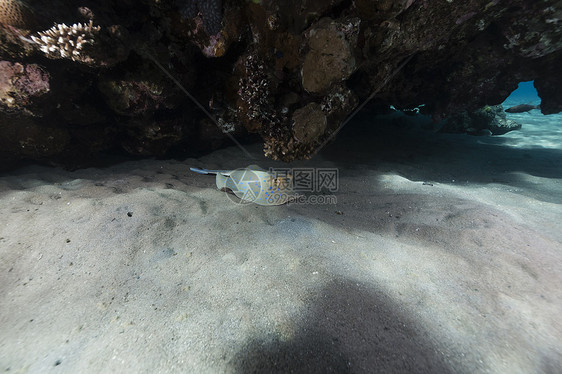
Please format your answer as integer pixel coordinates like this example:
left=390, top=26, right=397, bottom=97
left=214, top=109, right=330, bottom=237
left=301, top=18, right=358, bottom=94
left=0, top=60, right=49, bottom=112
left=292, top=102, right=326, bottom=143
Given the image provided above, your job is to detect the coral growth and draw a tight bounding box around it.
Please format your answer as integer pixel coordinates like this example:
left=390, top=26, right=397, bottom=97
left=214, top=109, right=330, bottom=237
left=263, top=135, right=317, bottom=162
left=178, top=0, right=223, bottom=35
left=183, top=15, right=227, bottom=57
left=302, top=18, right=360, bottom=94
left=30, top=21, right=100, bottom=63
left=98, top=78, right=170, bottom=116
left=236, top=53, right=277, bottom=132
left=0, top=0, right=34, bottom=29
left=292, top=102, right=326, bottom=144
left=321, top=86, right=358, bottom=124
left=0, top=0, right=561, bottom=167
left=0, top=60, right=49, bottom=111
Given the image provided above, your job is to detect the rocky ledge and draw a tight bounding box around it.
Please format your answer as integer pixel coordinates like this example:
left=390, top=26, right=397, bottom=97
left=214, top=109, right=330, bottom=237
left=1, top=0, right=560, bottom=167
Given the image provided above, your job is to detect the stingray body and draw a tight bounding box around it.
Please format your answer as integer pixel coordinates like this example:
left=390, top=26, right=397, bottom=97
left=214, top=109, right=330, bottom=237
left=190, top=165, right=296, bottom=206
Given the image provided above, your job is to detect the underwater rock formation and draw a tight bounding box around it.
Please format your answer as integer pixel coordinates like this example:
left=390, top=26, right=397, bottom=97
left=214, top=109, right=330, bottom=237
left=0, top=114, right=70, bottom=158
left=0, top=0, right=561, bottom=166
left=178, top=0, right=223, bottom=35
left=301, top=17, right=359, bottom=94
left=121, top=117, right=185, bottom=156
left=98, top=76, right=174, bottom=116
left=0, top=60, right=49, bottom=112
left=292, top=103, right=327, bottom=144
left=440, top=105, right=522, bottom=136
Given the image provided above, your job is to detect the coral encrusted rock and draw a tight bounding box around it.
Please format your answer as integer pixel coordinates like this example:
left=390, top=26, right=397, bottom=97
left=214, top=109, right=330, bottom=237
left=0, top=60, right=49, bottom=112
left=301, top=18, right=359, bottom=94
left=178, top=0, right=223, bottom=35
left=1, top=1, right=562, bottom=167
left=292, top=102, right=327, bottom=144
left=440, top=105, right=522, bottom=136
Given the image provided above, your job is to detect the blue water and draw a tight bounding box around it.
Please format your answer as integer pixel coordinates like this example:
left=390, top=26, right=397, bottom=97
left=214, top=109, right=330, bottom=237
left=503, top=81, right=541, bottom=107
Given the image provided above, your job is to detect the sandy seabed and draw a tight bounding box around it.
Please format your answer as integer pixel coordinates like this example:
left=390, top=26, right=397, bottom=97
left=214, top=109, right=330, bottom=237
left=1, top=111, right=561, bottom=373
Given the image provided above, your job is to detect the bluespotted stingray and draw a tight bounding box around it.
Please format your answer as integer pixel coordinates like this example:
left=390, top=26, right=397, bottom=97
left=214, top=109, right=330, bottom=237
left=190, top=165, right=297, bottom=206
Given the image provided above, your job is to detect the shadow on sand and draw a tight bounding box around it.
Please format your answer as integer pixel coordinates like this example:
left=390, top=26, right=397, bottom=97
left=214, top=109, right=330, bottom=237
left=232, top=279, right=454, bottom=374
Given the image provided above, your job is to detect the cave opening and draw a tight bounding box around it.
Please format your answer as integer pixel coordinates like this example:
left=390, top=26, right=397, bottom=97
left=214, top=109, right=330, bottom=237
left=502, top=81, right=541, bottom=107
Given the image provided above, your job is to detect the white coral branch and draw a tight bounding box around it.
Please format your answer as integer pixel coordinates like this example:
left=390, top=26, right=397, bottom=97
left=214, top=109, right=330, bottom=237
left=30, top=20, right=101, bottom=62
